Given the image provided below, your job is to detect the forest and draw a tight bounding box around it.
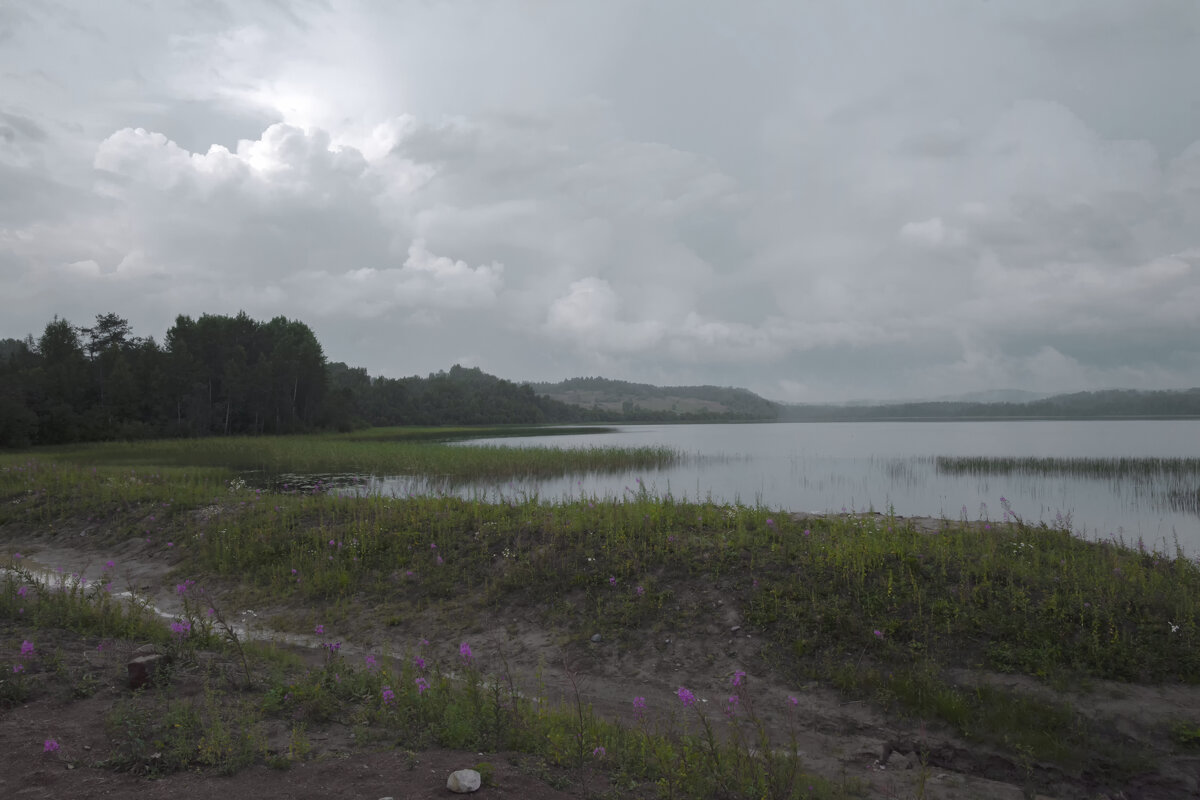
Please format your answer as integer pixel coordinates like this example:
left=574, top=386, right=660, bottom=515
left=0, top=312, right=772, bottom=448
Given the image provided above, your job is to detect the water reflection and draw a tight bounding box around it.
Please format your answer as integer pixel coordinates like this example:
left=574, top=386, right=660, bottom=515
left=256, top=421, right=1200, bottom=556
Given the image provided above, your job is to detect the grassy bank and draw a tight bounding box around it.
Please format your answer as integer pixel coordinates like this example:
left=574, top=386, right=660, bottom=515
left=3, top=433, right=1200, bottom=795
left=9, top=425, right=676, bottom=478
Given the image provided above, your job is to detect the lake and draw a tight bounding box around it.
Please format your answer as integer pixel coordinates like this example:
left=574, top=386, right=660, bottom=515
left=354, top=420, right=1200, bottom=557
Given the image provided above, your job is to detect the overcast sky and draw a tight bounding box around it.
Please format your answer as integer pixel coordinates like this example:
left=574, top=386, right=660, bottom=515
left=2, top=1, right=1199, bottom=402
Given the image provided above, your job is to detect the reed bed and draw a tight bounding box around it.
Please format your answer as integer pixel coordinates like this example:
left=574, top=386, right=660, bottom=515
left=5, top=429, right=677, bottom=481
left=936, top=455, right=1200, bottom=515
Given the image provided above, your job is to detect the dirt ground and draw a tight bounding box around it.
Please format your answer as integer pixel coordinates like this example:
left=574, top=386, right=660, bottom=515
left=3, top=522, right=1200, bottom=800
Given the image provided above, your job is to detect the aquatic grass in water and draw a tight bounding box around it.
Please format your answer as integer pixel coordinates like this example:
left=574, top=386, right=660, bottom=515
left=3, top=428, right=676, bottom=480
left=936, top=455, right=1200, bottom=515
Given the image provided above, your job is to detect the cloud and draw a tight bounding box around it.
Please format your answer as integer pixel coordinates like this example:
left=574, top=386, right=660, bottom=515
left=900, top=217, right=961, bottom=248
left=546, top=278, right=664, bottom=352
left=2, top=1, right=1200, bottom=401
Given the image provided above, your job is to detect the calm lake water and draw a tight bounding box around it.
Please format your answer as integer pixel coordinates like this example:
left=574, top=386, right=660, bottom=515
left=357, top=421, right=1200, bottom=557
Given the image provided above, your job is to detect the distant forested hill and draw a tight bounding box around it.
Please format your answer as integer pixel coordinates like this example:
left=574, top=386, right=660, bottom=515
left=778, top=389, right=1200, bottom=421
left=326, top=363, right=590, bottom=427
left=532, top=376, right=780, bottom=421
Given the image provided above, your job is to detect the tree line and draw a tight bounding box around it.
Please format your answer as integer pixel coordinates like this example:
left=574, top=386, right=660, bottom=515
left=0, top=312, right=329, bottom=447
left=0, top=312, right=775, bottom=449
left=778, top=389, right=1200, bottom=421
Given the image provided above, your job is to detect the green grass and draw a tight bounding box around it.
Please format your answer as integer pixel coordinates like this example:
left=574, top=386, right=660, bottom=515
left=2, top=557, right=848, bottom=798
left=3, top=432, right=1200, bottom=791
left=4, top=427, right=675, bottom=480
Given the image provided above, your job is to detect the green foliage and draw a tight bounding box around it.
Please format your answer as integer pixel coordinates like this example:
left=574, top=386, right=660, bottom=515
left=1170, top=721, right=1200, bottom=748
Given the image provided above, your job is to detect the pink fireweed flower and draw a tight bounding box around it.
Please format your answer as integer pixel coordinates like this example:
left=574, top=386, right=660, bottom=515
left=104, top=560, right=115, bottom=570
left=314, top=624, right=325, bottom=635
left=676, top=686, right=696, bottom=707
left=873, top=629, right=884, bottom=640
left=414, top=655, right=426, bottom=671
left=788, top=695, right=799, bottom=707
left=731, top=670, right=746, bottom=686
left=381, top=686, right=395, bottom=705
left=608, top=576, right=616, bottom=587
left=17, top=586, right=27, bottom=598
left=635, top=585, right=644, bottom=596
left=43, top=739, right=59, bottom=753
left=459, top=642, right=473, bottom=663
left=13, top=664, right=24, bottom=673
left=725, top=695, right=740, bottom=716
left=170, top=620, right=191, bottom=639
left=415, top=676, right=430, bottom=694
left=592, top=746, right=606, bottom=757
left=20, top=640, right=34, bottom=657
left=632, top=696, right=647, bottom=715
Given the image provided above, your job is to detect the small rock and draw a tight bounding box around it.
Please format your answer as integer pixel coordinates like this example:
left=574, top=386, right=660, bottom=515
left=447, top=768, right=482, bottom=793
left=730, top=625, right=741, bottom=632
left=590, top=633, right=602, bottom=643
left=886, top=751, right=912, bottom=770
left=127, top=653, right=172, bottom=690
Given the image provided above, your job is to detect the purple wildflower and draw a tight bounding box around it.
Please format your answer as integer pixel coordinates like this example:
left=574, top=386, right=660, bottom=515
left=676, top=686, right=696, bottom=707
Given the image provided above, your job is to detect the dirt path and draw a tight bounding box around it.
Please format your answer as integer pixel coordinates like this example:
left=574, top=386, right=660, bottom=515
left=5, top=531, right=1200, bottom=799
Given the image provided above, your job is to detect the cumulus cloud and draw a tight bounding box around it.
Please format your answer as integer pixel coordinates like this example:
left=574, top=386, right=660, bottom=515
left=546, top=278, right=664, bottom=352
left=2, top=0, right=1199, bottom=400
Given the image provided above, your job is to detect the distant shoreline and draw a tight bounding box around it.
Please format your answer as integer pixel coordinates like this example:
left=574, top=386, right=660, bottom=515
left=773, top=414, right=1200, bottom=423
